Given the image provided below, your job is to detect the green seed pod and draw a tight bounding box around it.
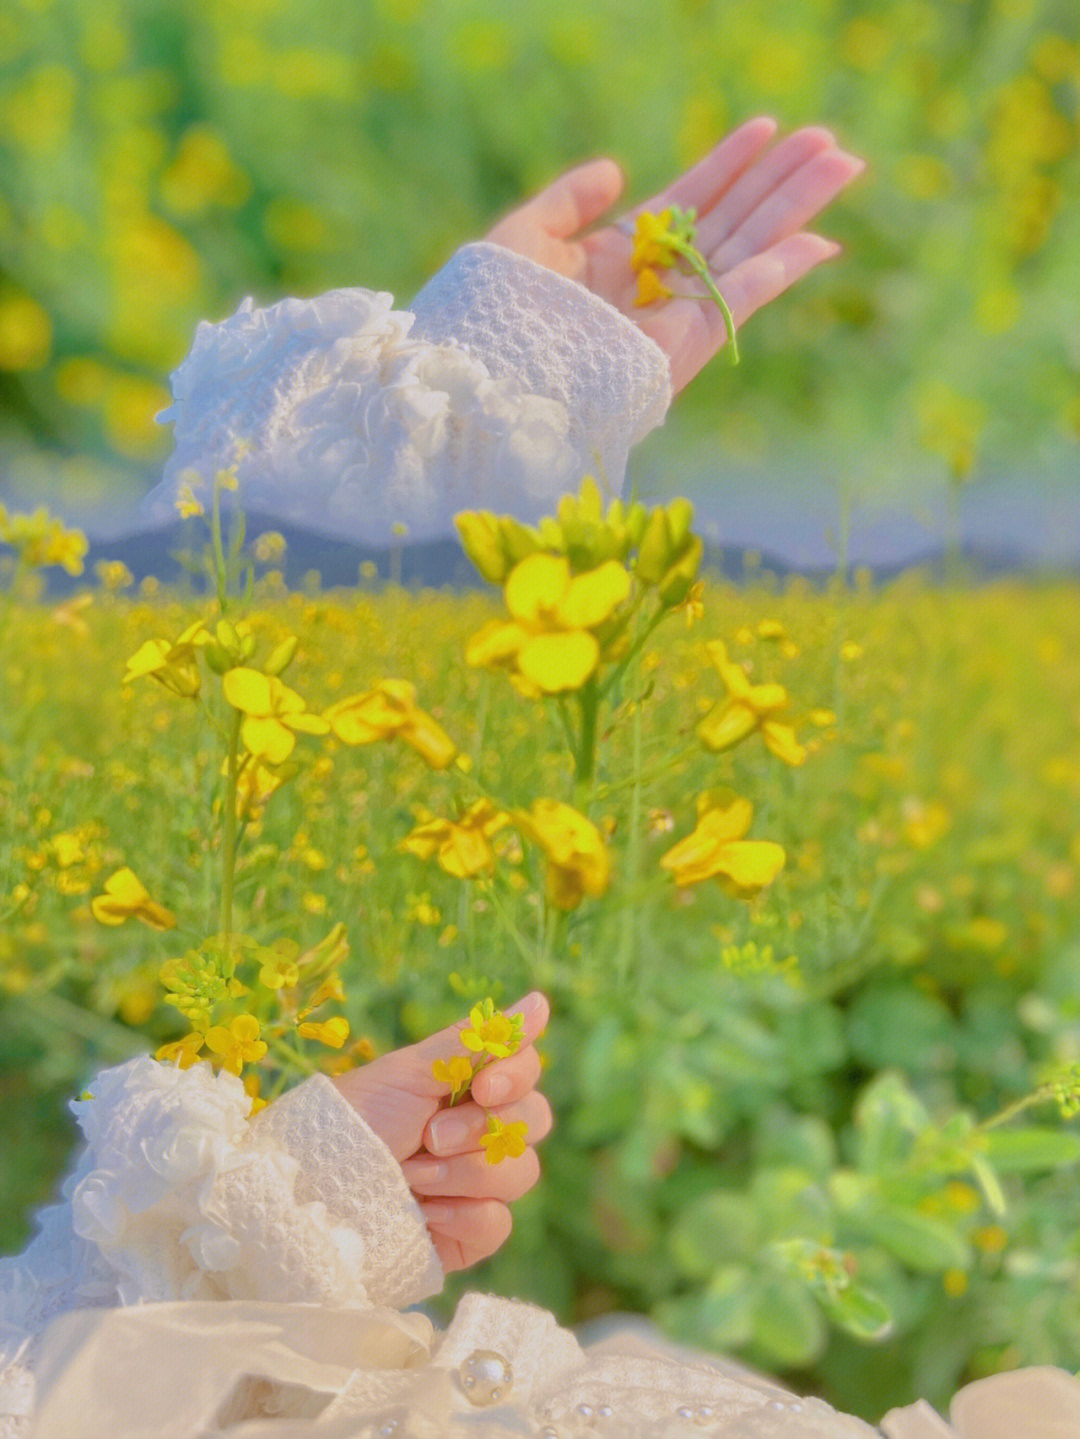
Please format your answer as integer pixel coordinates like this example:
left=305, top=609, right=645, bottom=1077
left=264, top=635, right=298, bottom=676
left=204, top=640, right=232, bottom=674
left=665, top=498, right=696, bottom=554
left=635, top=508, right=671, bottom=584
left=659, top=534, right=704, bottom=606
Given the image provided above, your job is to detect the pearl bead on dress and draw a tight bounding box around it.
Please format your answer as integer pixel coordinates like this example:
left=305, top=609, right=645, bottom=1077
left=457, top=1348, right=514, bottom=1406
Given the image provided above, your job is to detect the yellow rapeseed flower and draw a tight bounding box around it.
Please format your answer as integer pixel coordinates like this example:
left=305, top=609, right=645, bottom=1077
left=325, top=679, right=456, bottom=768
left=156, top=1032, right=206, bottom=1069
left=480, top=1115, right=529, bottom=1165
left=0, top=507, right=88, bottom=574
left=204, top=1014, right=268, bottom=1074
left=660, top=795, right=786, bottom=898
left=630, top=208, right=678, bottom=273
left=91, top=867, right=177, bottom=929
left=124, top=619, right=210, bottom=698
left=467, top=553, right=631, bottom=694
left=223, top=667, right=330, bottom=763
left=514, top=798, right=611, bottom=909
left=431, top=1053, right=474, bottom=1101
left=175, top=482, right=204, bottom=519
left=634, top=265, right=673, bottom=307
left=460, top=997, right=524, bottom=1059
left=400, top=799, right=508, bottom=879
left=697, top=641, right=807, bottom=765
left=296, top=1015, right=350, bottom=1048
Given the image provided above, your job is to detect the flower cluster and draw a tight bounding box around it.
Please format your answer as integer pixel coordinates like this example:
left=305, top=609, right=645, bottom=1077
left=0, top=504, right=88, bottom=576
left=431, top=998, right=529, bottom=1165
left=628, top=205, right=740, bottom=364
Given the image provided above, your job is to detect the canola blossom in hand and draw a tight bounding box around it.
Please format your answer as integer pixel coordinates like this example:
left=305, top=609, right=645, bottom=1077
left=429, top=1000, right=529, bottom=1163
left=629, top=205, right=740, bottom=365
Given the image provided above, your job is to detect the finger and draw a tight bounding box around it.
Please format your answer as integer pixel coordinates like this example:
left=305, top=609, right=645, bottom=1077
left=376, top=991, right=550, bottom=1101
left=652, top=231, right=841, bottom=393
left=693, top=125, right=839, bottom=254
left=402, top=1146, right=541, bottom=1202
left=468, top=1041, right=542, bottom=1111
left=625, top=115, right=778, bottom=225
left=424, top=1090, right=553, bottom=1158
left=421, top=1198, right=513, bottom=1272
left=708, top=149, right=865, bottom=272
left=494, top=157, right=624, bottom=241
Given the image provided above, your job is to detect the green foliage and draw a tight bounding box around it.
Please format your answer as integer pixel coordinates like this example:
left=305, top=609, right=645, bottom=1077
left=1, top=0, right=1079, bottom=516
left=2, top=539, right=1079, bottom=1423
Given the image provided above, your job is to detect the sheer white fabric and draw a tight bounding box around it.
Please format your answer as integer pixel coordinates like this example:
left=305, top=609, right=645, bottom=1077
left=138, top=242, right=672, bottom=544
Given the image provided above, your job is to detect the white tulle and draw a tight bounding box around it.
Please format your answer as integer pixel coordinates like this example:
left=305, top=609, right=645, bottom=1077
left=138, top=242, right=672, bottom=544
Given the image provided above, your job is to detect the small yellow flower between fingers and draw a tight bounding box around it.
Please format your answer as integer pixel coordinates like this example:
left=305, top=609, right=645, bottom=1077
left=460, top=998, right=525, bottom=1059
left=514, top=799, right=612, bottom=909
left=204, top=1014, right=268, bottom=1075
left=431, top=1053, right=475, bottom=1103
left=660, top=795, right=786, bottom=899
left=223, top=667, right=330, bottom=764
left=91, top=867, right=177, bottom=930
left=325, top=680, right=457, bottom=769
left=400, top=799, right=509, bottom=879
left=697, top=641, right=807, bottom=765
left=634, top=266, right=673, bottom=307
left=480, top=1115, right=529, bottom=1166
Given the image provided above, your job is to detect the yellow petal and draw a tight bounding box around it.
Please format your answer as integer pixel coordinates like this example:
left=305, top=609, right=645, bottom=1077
left=696, top=701, right=757, bottom=752
left=746, top=682, right=790, bottom=715
left=223, top=667, right=273, bottom=716
left=762, top=721, right=807, bottom=766
left=634, top=267, right=673, bottom=307
left=285, top=711, right=332, bottom=736
left=440, top=827, right=495, bottom=878
left=555, top=561, right=632, bottom=629
left=105, top=867, right=150, bottom=903
left=401, top=712, right=458, bottom=769
left=465, top=620, right=529, bottom=669
left=124, top=640, right=168, bottom=680
left=297, top=1016, right=350, bottom=1048
left=712, top=840, right=786, bottom=892
left=504, top=553, right=570, bottom=625
left=242, top=715, right=296, bottom=764
left=517, top=630, right=599, bottom=693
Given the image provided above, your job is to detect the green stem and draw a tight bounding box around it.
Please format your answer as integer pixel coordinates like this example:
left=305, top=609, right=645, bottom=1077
left=211, top=482, right=229, bottom=614
left=573, top=676, right=600, bottom=803
left=615, top=682, right=645, bottom=990
left=220, top=707, right=242, bottom=944
left=979, top=1087, right=1055, bottom=1133
left=669, top=239, right=740, bottom=365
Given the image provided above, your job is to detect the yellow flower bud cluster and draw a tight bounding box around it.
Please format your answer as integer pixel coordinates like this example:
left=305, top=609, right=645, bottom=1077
left=430, top=999, right=529, bottom=1165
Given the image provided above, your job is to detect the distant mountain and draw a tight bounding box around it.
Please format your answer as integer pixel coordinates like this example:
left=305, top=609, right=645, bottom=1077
left=38, top=513, right=1076, bottom=598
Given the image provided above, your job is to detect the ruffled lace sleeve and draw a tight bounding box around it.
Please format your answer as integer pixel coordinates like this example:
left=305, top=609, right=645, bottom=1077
left=0, top=1056, right=441, bottom=1434
left=137, top=242, right=672, bottom=543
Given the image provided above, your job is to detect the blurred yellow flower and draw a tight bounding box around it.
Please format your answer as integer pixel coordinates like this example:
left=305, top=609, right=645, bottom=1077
left=697, top=642, right=806, bottom=765
left=0, top=507, right=87, bottom=575
left=124, top=620, right=209, bottom=698
left=634, top=265, right=673, bottom=307
left=156, top=1032, right=206, bottom=1069
left=514, top=798, right=612, bottom=909
left=400, top=799, right=508, bottom=879
left=480, top=1115, right=529, bottom=1165
left=91, top=867, right=176, bottom=929
left=205, top=1014, right=268, bottom=1074
left=630, top=208, right=678, bottom=273
left=325, top=679, right=456, bottom=768
left=223, top=667, right=330, bottom=763
left=460, top=997, right=524, bottom=1059
left=175, top=482, right=204, bottom=519
left=660, top=795, right=786, bottom=898
left=297, top=1015, right=350, bottom=1048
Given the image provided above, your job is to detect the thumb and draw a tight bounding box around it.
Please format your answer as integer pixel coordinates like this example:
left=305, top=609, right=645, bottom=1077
left=516, top=158, right=625, bottom=239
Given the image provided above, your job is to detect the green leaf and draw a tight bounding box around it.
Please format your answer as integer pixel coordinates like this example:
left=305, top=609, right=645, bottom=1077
left=981, top=1127, right=1080, bottom=1172
left=751, top=1276, right=827, bottom=1367
left=819, top=1284, right=894, bottom=1342
left=669, top=1190, right=761, bottom=1278
left=853, top=1204, right=972, bottom=1273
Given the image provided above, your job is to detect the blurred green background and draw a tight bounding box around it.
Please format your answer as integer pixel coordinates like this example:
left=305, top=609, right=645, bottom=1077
left=1, top=0, right=1078, bottom=551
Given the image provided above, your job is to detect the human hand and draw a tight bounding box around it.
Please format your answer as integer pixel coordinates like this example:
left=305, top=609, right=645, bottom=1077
left=332, top=991, right=551, bottom=1272
left=485, top=116, right=865, bottom=393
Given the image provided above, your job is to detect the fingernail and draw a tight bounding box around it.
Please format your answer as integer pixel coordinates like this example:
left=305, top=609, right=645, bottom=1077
left=423, top=1201, right=453, bottom=1226
left=408, top=1158, right=446, bottom=1185
left=481, top=1073, right=511, bottom=1105
left=431, top=1114, right=470, bottom=1153
left=511, top=991, right=542, bottom=1018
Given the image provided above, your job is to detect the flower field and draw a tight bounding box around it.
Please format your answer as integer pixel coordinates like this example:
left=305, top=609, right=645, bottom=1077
left=2, top=489, right=1079, bottom=1421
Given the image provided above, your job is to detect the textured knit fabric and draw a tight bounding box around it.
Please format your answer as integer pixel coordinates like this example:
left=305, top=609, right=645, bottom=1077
left=137, top=242, right=672, bottom=544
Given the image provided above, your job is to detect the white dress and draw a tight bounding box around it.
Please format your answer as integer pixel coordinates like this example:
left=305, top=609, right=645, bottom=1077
left=3, top=246, right=1077, bottom=1438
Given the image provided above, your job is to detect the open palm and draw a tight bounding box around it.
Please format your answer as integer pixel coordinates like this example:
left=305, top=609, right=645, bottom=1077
left=486, top=116, right=864, bottom=393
